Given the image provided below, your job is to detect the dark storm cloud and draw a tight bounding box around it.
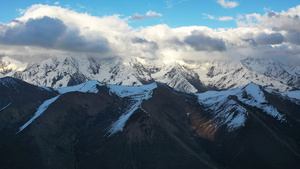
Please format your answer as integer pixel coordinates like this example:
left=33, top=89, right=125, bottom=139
left=1, top=16, right=67, bottom=47
left=287, top=14, right=300, bottom=20
left=131, top=37, right=148, bottom=43
left=255, top=33, right=284, bottom=45
left=131, top=37, right=159, bottom=50
left=242, top=38, right=257, bottom=46
left=150, top=41, right=159, bottom=50
left=184, top=31, right=226, bottom=52
left=0, top=16, right=110, bottom=53
left=165, top=37, right=186, bottom=50
left=293, top=15, right=299, bottom=20
left=57, top=29, right=110, bottom=53
left=286, top=30, right=300, bottom=45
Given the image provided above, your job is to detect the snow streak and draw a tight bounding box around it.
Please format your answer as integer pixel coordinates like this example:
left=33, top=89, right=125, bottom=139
left=108, top=83, right=157, bottom=135
left=0, top=103, right=11, bottom=111
left=16, top=95, right=60, bottom=134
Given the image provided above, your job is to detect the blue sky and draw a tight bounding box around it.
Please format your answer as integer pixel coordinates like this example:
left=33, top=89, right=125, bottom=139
left=0, top=1, right=300, bottom=62
left=1, top=0, right=299, bottom=28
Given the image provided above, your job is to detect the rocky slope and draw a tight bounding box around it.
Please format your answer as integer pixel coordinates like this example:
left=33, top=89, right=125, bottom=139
left=0, top=77, right=300, bottom=169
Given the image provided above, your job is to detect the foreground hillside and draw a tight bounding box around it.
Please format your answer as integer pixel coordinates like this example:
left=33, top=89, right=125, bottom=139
left=0, top=77, right=300, bottom=169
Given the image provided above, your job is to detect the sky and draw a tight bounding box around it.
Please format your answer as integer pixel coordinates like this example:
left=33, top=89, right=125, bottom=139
left=1, top=0, right=299, bottom=28
left=0, top=0, right=300, bottom=63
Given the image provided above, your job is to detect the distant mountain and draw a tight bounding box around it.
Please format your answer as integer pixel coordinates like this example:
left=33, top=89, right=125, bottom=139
left=1, top=77, right=300, bottom=169
left=1, top=54, right=300, bottom=92
left=0, top=56, right=27, bottom=76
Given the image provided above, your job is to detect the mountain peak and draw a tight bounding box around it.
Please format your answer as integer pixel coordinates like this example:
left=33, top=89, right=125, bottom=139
left=0, top=56, right=27, bottom=73
left=0, top=55, right=299, bottom=92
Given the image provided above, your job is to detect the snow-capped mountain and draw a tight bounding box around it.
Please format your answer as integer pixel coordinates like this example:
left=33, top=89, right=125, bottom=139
left=0, top=56, right=27, bottom=76
left=1, top=54, right=300, bottom=92
left=197, top=83, right=288, bottom=132
left=1, top=77, right=300, bottom=169
left=189, top=58, right=300, bottom=92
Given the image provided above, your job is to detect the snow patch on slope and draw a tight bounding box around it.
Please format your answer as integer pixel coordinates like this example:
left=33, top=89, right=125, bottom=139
left=108, top=83, right=157, bottom=135
left=108, top=101, right=141, bottom=135
left=198, top=82, right=287, bottom=131
left=0, top=103, right=11, bottom=111
left=243, top=83, right=266, bottom=102
left=283, top=90, right=300, bottom=100
left=108, top=83, right=157, bottom=99
left=239, top=83, right=286, bottom=122
left=16, top=95, right=60, bottom=134
left=198, top=88, right=240, bottom=104
left=198, top=88, right=247, bottom=131
left=227, top=111, right=247, bottom=130
left=265, top=88, right=300, bottom=104
left=56, top=80, right=103, bottom=94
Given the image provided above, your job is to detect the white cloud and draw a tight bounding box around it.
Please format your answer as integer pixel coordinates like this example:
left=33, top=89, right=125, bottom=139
left=0, top=5, right=131, bottom=59
left=203, top=13, right=216, bottom=20
left=219, top=16, right=233, bottom=21
left=16, top=8, right=26, bottom=14
left=132, top=10, right=163, bottom=21
left=1, top=4, right=300, bottom=62
left=237, top=6, right=300, bottom=32
left=217, top=0, right=239, bottom=8
left=203, top=14, right=233, bottom=21
left=54, top=1, right=59, bottom=5
left=146, top=10, right=162, bottom=17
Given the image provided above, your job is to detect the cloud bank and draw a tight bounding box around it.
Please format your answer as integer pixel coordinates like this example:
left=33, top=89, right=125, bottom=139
left=0, top=4, right=300, bottom=63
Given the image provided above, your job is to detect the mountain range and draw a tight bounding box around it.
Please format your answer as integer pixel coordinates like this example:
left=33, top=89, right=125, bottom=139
left=1, top=54, right=300, bottom=93
left=0, top=76, right=300, bottom=169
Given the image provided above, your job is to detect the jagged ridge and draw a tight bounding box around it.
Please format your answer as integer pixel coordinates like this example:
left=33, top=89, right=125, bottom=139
left=1, top=55, right=300, bottom=92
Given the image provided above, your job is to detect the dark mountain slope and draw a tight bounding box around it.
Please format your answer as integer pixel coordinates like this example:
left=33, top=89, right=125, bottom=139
left=196, top=85, right=300, bottom=169
left=0, top=77, right=58, bottom=133
left=0, top=77, right=300, bottom=169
